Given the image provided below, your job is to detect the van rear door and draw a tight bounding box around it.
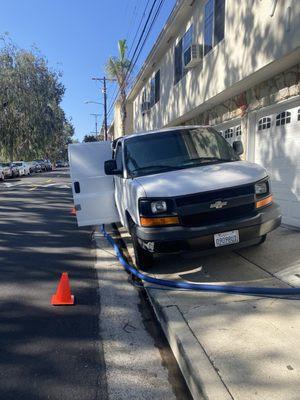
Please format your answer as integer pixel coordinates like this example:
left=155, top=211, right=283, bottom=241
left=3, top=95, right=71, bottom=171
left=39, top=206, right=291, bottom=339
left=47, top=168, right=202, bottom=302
left=68, top=141, right=120, bottom=227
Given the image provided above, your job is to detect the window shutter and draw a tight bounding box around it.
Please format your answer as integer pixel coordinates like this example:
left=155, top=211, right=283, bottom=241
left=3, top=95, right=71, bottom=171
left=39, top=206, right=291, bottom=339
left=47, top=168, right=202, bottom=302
left=155, top=70, right=160, bottom=104
left=174, top=39, right=183, bottom=84
left=214, top=0, right=225, bottom=44
left=204, top=0, right=214, bottom=55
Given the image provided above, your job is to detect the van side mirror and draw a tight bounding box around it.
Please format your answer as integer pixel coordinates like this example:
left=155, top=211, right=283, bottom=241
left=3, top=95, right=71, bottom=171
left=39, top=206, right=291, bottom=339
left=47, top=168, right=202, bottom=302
left=233, top=140, right=244, bottom=156
left=104, top=159, right=122, bottom=175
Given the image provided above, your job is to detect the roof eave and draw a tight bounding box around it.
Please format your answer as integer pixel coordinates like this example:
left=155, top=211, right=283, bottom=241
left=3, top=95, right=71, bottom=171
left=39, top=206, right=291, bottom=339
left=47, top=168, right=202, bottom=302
left=127, top=0, right=193, bottom=101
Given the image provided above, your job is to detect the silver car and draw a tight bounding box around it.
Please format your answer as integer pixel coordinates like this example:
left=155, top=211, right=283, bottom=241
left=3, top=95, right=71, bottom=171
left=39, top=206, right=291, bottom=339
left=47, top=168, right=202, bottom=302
left=0, top=163, right=13, bottom=178
left=0, top=165, right=4, bottom=181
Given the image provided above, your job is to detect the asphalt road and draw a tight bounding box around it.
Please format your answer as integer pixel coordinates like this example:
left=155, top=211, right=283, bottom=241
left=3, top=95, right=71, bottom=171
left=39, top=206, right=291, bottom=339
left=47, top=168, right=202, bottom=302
left=0, top=170, right=107, bottom=400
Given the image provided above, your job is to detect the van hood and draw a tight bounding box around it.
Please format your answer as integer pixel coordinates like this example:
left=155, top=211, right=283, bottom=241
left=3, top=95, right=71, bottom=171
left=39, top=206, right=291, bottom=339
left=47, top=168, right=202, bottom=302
left=134, top=161, right=267, bottom=198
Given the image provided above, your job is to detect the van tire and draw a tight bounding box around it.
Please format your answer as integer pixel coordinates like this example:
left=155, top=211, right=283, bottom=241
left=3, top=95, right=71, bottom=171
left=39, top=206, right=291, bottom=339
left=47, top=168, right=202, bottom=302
left=131, top=231, right=154, bottom=270
left=256, top=234, right=267, bottom=245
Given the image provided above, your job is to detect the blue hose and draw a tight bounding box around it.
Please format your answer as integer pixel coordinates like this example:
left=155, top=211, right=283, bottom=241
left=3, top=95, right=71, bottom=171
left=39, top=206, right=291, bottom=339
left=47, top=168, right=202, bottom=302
left=100, top=225, right=300, bottom=297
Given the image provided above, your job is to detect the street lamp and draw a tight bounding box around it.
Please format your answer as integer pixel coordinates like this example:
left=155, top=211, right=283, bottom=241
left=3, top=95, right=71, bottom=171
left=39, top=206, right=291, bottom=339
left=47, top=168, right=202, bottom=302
left=84, top=100, right=104, bottom=105
left=91, top=77, right=117, bottom=141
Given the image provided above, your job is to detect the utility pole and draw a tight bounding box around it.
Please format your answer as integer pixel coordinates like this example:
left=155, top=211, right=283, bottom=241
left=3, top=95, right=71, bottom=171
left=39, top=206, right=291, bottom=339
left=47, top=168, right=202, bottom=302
left=92, top=77, right=117, bottom=141
left=90, top=113, right=101, bottom=138
left=103, top=77, right=108, bottom=141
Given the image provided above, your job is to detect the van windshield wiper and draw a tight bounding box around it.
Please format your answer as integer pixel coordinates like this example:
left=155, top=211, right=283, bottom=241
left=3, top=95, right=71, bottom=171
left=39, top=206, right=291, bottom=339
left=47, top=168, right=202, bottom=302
left=182, top=157, right=233, bottom=165
left=130, top=165, right=179, bottom=176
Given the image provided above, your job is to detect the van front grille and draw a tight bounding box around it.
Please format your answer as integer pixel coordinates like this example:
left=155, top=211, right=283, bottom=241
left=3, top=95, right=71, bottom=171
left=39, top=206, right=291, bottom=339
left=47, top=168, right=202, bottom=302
left=175, top=185, right=254, bottom=207
left=180, top=204, right=256, bottom=227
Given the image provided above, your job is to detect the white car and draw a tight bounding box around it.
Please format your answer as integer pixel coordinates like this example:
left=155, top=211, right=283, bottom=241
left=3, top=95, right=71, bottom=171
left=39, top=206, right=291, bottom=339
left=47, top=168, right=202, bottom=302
left=12, top=162, right=30, bottom=176
left=0, top=165, right=4, bottom=181
left=69, top=126, right=281, bottom=268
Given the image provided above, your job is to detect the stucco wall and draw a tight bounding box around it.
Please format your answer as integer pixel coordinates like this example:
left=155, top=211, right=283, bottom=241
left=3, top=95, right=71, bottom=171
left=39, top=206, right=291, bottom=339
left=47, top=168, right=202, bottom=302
left=186, top=62, right=300, bottom=126
left=113, top=100, right=133, bottom=138
left=131, top=0, right=300, bottom=133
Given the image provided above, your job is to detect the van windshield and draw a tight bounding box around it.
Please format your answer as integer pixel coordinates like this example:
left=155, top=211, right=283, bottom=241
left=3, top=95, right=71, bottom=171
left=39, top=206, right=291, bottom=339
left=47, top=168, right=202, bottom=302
left=124, top=128, right=239, bottom=177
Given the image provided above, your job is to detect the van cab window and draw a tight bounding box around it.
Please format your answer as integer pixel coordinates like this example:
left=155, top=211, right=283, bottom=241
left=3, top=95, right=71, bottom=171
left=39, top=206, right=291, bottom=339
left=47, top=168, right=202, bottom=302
left=124, top=128, right=239, bottom=177
left=115, top=143, right=123, bottom=171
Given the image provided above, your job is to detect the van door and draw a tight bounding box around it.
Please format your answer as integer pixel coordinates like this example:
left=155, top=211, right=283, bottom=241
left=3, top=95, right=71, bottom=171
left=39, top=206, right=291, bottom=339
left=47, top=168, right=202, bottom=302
left=113, top=141, right=126, bottom=226
left=68, top=141, right=120, bottom=227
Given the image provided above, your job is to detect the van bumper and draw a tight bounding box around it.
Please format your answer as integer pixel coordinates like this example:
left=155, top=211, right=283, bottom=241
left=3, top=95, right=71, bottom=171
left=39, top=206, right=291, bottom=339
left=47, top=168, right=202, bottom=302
left=134, top=203, right=281, bottom=253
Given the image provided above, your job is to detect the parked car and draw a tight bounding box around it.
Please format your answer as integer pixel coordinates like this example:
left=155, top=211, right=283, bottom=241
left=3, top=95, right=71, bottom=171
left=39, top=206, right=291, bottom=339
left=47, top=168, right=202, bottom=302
left=55, top=160, right=64, bottom=168
left=29, top=161, right=42, bottom=173
left=69, top=126, right=282, bottom=268
left=0, top=162, right=13, bottom=178
left=33, top=159, right=47, bottom=171
left=9, top=163, right=20, bottom=177
left=12, top=162, right=30, bottom=176
left=44, top=159, right=53, bottom=171
left=0, top=165, right=4, bottom=181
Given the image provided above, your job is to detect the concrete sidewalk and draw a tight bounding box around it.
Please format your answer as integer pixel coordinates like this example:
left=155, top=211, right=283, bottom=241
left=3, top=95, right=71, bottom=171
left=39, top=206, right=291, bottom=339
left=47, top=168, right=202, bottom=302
left=118, top=226, right=300, bottom=400
left=93, top=227, right=192, bottom=400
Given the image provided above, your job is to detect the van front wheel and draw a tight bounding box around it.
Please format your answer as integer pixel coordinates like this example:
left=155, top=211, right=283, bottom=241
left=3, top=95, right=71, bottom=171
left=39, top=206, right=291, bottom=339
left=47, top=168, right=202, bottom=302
left=131, top=231, right=154, bottom=270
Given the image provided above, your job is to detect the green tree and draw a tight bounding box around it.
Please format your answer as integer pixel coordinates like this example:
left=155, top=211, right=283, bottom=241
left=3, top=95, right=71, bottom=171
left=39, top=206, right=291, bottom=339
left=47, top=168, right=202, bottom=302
left=105, top=39, right=131, bottom=135
left=0, top=35, right=73, bottom=161
left=83, top=134, right=98, bottom=142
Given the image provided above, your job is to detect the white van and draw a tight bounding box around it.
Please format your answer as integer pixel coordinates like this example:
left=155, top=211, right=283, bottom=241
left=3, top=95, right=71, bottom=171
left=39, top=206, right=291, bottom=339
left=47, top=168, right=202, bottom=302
left=69, top=126, right=281, bottom=268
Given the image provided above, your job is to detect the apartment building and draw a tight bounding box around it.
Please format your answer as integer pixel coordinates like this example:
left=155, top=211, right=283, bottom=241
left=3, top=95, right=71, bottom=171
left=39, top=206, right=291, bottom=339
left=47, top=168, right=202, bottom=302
left=117, top=0, right=300, bottom=228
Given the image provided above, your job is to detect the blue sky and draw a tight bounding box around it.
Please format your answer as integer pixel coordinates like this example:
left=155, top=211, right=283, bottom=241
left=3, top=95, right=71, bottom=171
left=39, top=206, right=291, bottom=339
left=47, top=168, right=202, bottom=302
left=0, top=0, right=176, bottom=141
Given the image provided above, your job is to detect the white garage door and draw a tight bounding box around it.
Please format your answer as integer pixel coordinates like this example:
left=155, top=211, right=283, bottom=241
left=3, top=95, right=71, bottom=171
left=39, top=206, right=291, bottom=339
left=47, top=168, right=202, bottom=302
left=214, top=119, right=242, bottom=146
left=254, top=102, right=300, bottom=228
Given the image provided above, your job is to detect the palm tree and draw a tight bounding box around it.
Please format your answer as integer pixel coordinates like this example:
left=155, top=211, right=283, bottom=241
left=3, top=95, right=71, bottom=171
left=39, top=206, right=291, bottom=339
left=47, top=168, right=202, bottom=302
left=105, top=40, right=131, bottom=136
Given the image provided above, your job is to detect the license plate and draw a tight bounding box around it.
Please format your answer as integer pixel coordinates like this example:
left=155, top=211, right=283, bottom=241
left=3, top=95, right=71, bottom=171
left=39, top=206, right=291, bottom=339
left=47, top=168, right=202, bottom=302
left=214, top=230, right=239, bottom=247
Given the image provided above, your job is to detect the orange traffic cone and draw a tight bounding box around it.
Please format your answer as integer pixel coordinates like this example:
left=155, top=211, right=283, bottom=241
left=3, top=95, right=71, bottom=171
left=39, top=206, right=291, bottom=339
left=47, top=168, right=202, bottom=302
left=70, top=206, right=76, bottom=215
left=51, top=272, right=75, bottom=305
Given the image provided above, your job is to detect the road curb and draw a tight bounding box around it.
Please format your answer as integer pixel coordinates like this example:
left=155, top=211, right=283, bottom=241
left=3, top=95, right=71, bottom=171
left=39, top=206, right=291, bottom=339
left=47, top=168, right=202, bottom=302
left=145, top=287, right=233, bottom=400
left=111, top=224, right=233, bottom=400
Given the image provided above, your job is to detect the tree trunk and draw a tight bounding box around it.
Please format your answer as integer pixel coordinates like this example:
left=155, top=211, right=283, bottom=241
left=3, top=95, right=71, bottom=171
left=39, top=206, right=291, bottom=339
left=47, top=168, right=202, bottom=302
left=120, top=88, right=127, bottom=136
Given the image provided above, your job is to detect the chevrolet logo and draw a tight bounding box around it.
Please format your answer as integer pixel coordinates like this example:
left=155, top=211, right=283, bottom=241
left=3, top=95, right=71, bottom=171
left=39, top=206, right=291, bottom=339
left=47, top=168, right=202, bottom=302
left=210, top=200, right=228, bottom=209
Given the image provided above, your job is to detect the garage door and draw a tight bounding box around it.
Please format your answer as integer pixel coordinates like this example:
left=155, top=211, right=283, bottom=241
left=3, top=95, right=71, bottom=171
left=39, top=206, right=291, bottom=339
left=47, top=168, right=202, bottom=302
left=254, top=102, right=300, bottom=228
left=214, top=119, right=242, bottom=146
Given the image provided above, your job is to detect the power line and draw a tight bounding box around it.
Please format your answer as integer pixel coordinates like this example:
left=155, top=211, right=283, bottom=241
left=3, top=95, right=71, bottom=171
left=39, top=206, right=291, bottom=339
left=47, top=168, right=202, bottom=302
left=106, top=0, right=153, bottom=120
left=125, top=0, right=140, bottom=45
left=107, top=0, right=164, bottom=119
left=107, top=0, right=159, bottom=117
left=128, top=0, right=152, bottom=57
left=127, top=0, right=158, bottom=74
left=129, top=0, right=165, bottom=77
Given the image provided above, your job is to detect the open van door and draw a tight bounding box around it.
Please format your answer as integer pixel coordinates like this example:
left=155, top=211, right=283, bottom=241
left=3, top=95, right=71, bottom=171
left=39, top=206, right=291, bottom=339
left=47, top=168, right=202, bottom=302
left=68, top=141, right=120, bottom=227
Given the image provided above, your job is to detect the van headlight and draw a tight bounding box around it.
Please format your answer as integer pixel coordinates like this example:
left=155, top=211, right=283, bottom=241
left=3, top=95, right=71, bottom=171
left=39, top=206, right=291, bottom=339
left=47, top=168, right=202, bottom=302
left=151, top=200, right=167, bottom=214
left=139, top=198, right=176, bottom=216
left=255, top=180, right=269, bottom=196
left=139, top=198, right=179, bottom=227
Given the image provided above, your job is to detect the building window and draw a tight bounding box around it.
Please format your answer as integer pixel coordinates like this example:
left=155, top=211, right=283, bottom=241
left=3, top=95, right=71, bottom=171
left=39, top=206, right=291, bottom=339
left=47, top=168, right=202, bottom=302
left=150, top=78, right=155, bottom=107
left=174, top=25, right=193, bottom=85
left=142, top=88, right=147, bottom=103
left=276, top=111, right=291, bottom=126
left=236, top=125, right=242, bottom=137
left=214, top=0, right=226, bottom=44
left=204, top=0, right=225, bottom=56
left=150, top=70, right=160, bottom=106
left=224, top=128, right=233, bottom=139
left=154, top=70, right=160, bottom=104
left=183, top=25, right=193, bottom=66
left=174, top=39, right=183, bottom=84
left=141, top=88, right=149, bottom=116
left=258, top=117, right=271, bottom=130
